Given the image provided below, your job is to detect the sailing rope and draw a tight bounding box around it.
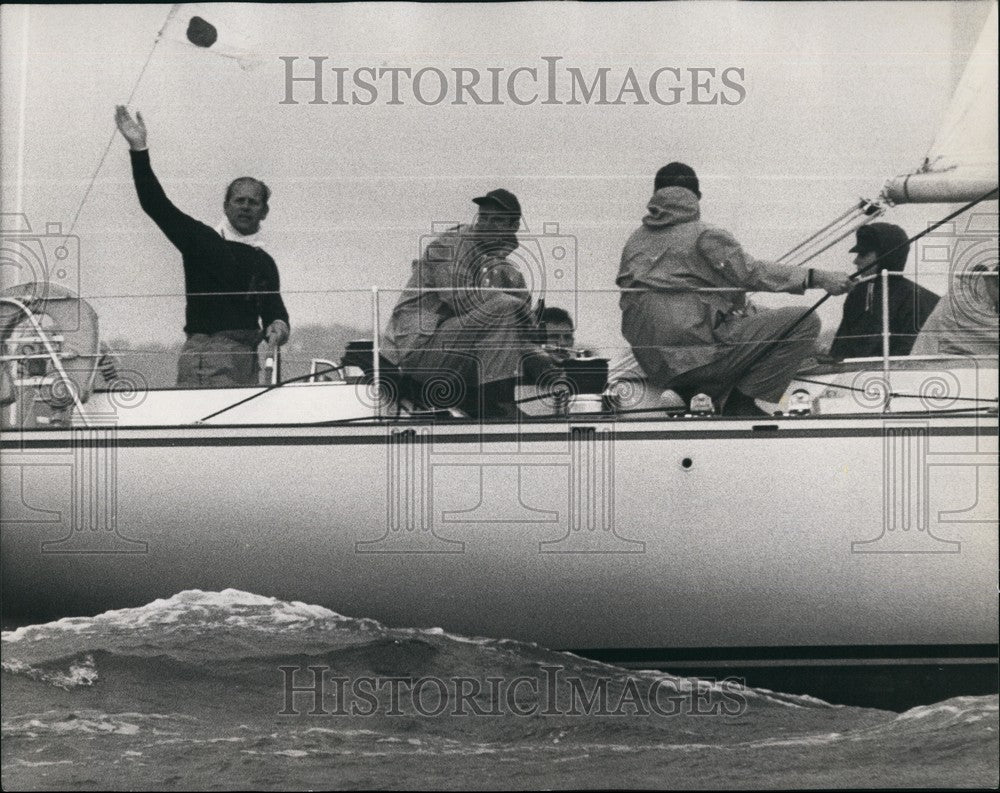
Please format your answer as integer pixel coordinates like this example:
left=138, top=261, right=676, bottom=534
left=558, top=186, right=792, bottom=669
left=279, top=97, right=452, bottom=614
left=196, top=363, right=344, bottom=423
left=65, top=5, right=178, bottom=237
left=792, top=376, right=999, bottom=404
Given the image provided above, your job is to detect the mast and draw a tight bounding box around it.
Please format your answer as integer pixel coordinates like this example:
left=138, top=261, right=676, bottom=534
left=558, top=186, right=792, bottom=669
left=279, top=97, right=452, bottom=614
left=14, top=6, right=30, bottom=220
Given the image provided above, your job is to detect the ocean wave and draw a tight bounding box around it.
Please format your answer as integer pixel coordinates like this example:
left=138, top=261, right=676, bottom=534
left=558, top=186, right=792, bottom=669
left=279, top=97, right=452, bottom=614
left=1, top=654, right=98, bottom=690
left=2, top=589, right=368, bottom=647
left=2, top=710, right=193, bottom=738
left=893, top=695, right=999, bottom=730
left=1, top=590, right=392, bottom=672
left=0, top=588, right=847, bottom=743
left=0, top=588, right=977, bottom=733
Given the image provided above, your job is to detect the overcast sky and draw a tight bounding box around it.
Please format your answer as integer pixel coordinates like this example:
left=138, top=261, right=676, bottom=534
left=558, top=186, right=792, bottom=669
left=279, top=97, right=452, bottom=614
left=1, top=2, right=996, bottom=351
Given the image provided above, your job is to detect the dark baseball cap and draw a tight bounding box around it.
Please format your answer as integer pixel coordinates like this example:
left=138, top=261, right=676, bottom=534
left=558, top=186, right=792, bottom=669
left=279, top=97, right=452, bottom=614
left=849, top=223, right=911, bottom=271
left=473, top=188, right=522, bottom=218
left=850, top=223, right=909, bottom=253
left=849, top=225, right=877, bottom=253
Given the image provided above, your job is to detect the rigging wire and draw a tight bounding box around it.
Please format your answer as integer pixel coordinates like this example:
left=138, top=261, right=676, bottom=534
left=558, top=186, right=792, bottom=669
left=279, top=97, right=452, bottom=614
left=784, top=216, right=882, bottom=269
left=779, top=201, right=886, bottom=269
left=65, top=5, right=178, bottom=238
left=775, top=201, right=869, bottom=264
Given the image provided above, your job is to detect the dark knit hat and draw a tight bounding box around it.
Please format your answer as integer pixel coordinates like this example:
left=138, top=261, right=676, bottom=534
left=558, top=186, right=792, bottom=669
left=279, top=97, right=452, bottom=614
left=654, top=162, right=700, bottom=198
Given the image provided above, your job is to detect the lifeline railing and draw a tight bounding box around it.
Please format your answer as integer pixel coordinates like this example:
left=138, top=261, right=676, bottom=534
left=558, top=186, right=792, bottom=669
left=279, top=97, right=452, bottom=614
left=5, top=273, right=996, bottom=420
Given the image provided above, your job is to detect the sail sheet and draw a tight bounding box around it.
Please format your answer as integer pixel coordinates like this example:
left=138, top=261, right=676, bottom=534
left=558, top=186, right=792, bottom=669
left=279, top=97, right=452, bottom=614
left=884, top=2, right=998, bottom=204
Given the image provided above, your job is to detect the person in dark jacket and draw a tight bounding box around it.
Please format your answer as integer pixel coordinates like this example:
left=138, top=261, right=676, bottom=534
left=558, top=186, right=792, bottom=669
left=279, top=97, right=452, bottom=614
left=829, top=223, right=939, bottom=359
left=114, top=106, right=290, bottom=387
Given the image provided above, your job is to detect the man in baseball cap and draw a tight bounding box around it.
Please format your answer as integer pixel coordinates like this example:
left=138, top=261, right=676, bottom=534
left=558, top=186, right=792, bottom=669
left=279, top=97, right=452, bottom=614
left=472, top=188, right=522, bottom=217
left=830, top=222, right=939, bottom=358
left=382, top=188, right=556, bottom=418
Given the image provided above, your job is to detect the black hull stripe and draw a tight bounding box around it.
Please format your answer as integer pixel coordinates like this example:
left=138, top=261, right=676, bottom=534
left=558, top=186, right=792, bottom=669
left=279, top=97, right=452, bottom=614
left=2, top=424, right=996, bottom=449
left=571, top=643, right=1000, bottom=665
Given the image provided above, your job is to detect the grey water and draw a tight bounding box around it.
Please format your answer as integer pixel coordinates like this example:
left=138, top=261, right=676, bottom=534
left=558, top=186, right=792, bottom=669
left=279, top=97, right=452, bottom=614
left=2, top=590, right=997, bottom=790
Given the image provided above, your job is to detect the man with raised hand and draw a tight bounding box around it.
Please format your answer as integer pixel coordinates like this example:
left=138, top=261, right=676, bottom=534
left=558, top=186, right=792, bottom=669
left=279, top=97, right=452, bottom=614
left=115, top=105, right=290, bottom=387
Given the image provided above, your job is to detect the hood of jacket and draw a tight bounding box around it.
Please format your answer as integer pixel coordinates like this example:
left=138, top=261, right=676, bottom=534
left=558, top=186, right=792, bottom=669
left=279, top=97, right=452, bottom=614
left=642, top=186, right=701, bottom=228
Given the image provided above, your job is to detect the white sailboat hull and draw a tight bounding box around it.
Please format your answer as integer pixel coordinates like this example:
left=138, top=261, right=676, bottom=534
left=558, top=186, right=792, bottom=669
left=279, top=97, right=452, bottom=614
left=3, top=415, right=996, bottom=660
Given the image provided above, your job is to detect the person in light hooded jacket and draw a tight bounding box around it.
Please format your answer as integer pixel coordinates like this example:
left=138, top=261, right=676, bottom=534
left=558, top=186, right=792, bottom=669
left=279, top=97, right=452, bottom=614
left=911, top=262, right=999, bottom=357
left=617, top=163, right=853, bottom=415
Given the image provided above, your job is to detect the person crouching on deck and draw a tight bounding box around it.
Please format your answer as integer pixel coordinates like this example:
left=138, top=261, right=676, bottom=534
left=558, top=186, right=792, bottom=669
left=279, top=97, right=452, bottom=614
left=115, top=106, right=290, bottom=388
left=382, top=189, right=556, bottom=418
left=617, top=162, right=853, bottom=416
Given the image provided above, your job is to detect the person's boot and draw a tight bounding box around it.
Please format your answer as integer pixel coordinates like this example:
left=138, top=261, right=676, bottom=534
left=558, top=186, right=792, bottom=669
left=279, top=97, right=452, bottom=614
left=458, top=382, right=484, bottom=418
left=720, top=389, right=770, bottom=417
left=478, top=378, right=519, bottom=419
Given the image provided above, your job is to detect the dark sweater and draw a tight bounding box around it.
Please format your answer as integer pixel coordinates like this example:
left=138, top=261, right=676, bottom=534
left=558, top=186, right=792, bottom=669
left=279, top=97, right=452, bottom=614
left=129, top=149, right=289, bottom=336
left=830, top=276, right=939, bottom=358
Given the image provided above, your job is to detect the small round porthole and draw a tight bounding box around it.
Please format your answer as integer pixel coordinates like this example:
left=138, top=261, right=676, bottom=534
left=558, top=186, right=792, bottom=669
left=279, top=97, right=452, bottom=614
left=680, top=457, right=693, bottom=470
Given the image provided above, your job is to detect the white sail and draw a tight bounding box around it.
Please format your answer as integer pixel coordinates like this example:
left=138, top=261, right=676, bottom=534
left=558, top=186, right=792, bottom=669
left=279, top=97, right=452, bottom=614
left=884, top=2, right=999, bottom=204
